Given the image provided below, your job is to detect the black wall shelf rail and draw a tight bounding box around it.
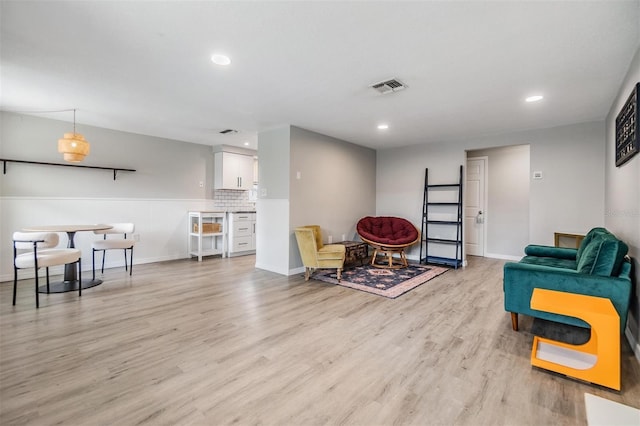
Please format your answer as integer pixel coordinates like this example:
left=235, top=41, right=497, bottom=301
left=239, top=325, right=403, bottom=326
left=420, top=165, right=464, bottom=269
left=1, top=159, right=136, bottom=180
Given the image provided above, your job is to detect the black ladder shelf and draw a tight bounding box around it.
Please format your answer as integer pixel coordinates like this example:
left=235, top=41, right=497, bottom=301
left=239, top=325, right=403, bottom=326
left=420, top=165, right=463, bottom=269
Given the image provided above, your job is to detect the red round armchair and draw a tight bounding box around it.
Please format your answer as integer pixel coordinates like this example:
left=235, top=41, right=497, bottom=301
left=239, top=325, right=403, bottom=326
left=356, top=216, right=420, bottom=269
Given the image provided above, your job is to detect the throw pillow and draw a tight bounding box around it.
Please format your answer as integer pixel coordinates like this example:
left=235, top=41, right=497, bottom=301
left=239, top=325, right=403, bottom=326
left=576, top=227, right=608, bottom=263
left=577, top=234, right=628, bottom=276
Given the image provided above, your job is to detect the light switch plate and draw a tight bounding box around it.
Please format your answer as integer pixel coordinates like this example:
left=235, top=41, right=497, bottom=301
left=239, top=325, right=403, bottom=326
left=533, top=171, right=543, bottom=179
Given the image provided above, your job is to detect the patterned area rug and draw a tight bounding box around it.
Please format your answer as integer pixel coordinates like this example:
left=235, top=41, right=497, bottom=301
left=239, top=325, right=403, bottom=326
left=313, top=264, right=448, bottom=299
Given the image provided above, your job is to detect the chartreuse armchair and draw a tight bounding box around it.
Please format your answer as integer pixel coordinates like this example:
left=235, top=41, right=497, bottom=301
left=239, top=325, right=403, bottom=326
left=294, top=225, right=346, bottom=282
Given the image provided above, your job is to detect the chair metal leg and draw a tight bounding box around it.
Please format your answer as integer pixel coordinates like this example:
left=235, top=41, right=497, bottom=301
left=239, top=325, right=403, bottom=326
left=129, top=248, right=133, bottom=276
left=35, top=269, right=39, bottom=309
left=78, top=258, right=82, bottom=297
left=124, top=249, right=128, bottom=272
left=13, top=267, right=18, bottom=306
left=46, top=267, right=50, bottom=293
left=92, top=248, right=96, bottom=281
left=101, top=250, right=106, bottom=274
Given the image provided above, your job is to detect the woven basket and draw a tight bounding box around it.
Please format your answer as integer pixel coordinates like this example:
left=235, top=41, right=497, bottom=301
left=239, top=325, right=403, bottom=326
left=193, top=223, right=221, bottom=233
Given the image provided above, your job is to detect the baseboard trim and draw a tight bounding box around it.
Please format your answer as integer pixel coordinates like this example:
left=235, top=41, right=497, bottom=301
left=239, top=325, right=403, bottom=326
left=485, top=253, right=522, bottom=261
left=288, top=266, right=305, bottom=276
left=254, top=262, right=291, bottom=276
left=624, top=325, right=640, bottom=364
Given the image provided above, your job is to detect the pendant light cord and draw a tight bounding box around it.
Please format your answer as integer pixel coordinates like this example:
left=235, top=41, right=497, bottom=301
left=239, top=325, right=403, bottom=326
left=5, top=108, right=81, bottom=133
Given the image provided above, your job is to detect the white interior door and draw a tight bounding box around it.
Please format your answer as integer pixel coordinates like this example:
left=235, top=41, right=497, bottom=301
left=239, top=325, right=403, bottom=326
left=465, top=157, right=486, bottom=256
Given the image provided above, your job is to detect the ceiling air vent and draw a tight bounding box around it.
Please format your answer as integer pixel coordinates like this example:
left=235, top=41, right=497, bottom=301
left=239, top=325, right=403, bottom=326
left=370, top=78, right=407, bottom=95
left=219, top=129, right=238, bottom=135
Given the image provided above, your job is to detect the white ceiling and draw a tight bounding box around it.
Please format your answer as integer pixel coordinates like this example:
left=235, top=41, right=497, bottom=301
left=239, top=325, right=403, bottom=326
left=1, top=1, right=639, bottom=150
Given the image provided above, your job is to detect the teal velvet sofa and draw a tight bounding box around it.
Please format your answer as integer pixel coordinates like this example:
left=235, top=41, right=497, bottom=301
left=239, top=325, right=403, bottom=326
left=503, top=228, right=632, bottom=333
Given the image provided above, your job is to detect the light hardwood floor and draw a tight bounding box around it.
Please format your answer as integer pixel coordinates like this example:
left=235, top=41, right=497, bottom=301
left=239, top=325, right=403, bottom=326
left=1, top=256, right=638, bottom=425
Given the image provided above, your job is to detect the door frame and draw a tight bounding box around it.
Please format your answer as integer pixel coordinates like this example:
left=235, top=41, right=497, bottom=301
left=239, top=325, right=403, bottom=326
left=465, top=155, right=489, bottom=257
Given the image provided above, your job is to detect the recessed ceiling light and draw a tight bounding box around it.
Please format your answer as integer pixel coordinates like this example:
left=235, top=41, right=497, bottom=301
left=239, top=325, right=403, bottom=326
left=244, top=142, right=249, bottom=146
left=211, top=54, right=231, bottom=66
left=525, top=95, right=544, bottom=103
left=377, top=124, right=389, bottom=130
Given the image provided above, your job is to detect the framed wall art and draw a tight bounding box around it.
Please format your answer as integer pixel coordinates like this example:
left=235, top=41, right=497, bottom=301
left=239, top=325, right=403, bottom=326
left=615, top=82, right=640, bottom=167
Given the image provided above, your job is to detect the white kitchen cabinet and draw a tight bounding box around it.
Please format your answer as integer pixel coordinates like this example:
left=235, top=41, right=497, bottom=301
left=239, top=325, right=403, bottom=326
left=214, top=152, right=254, bottom=190
left=227, top=212, right=256, bottom=256
left=188, top=211, right=226, bottom=261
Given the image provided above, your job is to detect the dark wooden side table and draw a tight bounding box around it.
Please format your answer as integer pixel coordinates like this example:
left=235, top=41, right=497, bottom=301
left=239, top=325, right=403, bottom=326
left=335, top=241, right=369, bottom=266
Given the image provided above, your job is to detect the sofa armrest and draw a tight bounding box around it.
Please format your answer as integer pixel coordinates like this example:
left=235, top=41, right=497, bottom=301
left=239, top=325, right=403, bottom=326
left=524, top=245, right=577, bottom=260
left=503, top=262, right=632, bottom=332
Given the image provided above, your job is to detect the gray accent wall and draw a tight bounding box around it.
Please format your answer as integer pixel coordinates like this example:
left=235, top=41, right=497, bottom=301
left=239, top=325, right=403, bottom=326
left=256, top=126, right=291, bottom=201
left=289, top=126, right=376, bottom=270
left=255, top=125, right=376, bottom=274
left=1, top=112, right=214, bottom=199
left=605, top=46, right=640, bottom=356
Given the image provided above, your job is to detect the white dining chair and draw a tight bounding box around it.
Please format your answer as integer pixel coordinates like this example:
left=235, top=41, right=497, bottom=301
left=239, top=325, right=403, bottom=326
left=92, top=223, right=135, bottom=279
left=13, top=232, right=82, bottom=308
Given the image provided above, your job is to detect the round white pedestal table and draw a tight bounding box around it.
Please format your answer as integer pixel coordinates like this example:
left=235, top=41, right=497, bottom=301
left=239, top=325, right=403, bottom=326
left=22, top=224, right=113, bottom=293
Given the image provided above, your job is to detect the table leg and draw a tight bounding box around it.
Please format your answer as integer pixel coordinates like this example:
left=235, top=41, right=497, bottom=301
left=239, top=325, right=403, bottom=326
left=38, top=230, right=103, bottom=293
left=63, top=231, right=78, bottom=281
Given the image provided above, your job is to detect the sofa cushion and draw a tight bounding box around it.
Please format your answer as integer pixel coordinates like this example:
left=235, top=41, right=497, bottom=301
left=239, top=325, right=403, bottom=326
left=520, top=256, right=578, bottom=270
left=524, top=245, right=577, bottom=260
left=576, top=227, right=608, bottom=263
left=577, top=234, right=628, bottom=276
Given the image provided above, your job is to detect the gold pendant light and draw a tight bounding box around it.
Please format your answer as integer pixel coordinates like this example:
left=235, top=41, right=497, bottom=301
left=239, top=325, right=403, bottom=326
left=58, top=109, right=90, bottom=162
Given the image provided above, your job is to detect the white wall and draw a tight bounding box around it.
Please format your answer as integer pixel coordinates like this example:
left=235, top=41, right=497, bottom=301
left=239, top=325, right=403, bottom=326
left=255, top=127, right=291, bottom=275
left=605, top=47, right=640, bottom=357
left=0, top=112, right=221, bottom=281
left=377, top=121, right=605, bottom=260
left=468, top=144, right=530, bottom=258
left=0, top=197, right=215, bottom=280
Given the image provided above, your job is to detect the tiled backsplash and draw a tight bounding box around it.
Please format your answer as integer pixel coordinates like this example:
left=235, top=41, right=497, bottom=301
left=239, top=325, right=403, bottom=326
left=213, top=189, right=256, bottom=211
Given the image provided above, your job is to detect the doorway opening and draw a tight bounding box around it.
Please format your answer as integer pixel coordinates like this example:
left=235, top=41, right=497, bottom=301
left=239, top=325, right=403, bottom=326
left=466, top=145, right=530, bottom=259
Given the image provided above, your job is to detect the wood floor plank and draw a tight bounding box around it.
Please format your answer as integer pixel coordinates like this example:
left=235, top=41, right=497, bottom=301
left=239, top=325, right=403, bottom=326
left=1, top=255, right=638, bottom=425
